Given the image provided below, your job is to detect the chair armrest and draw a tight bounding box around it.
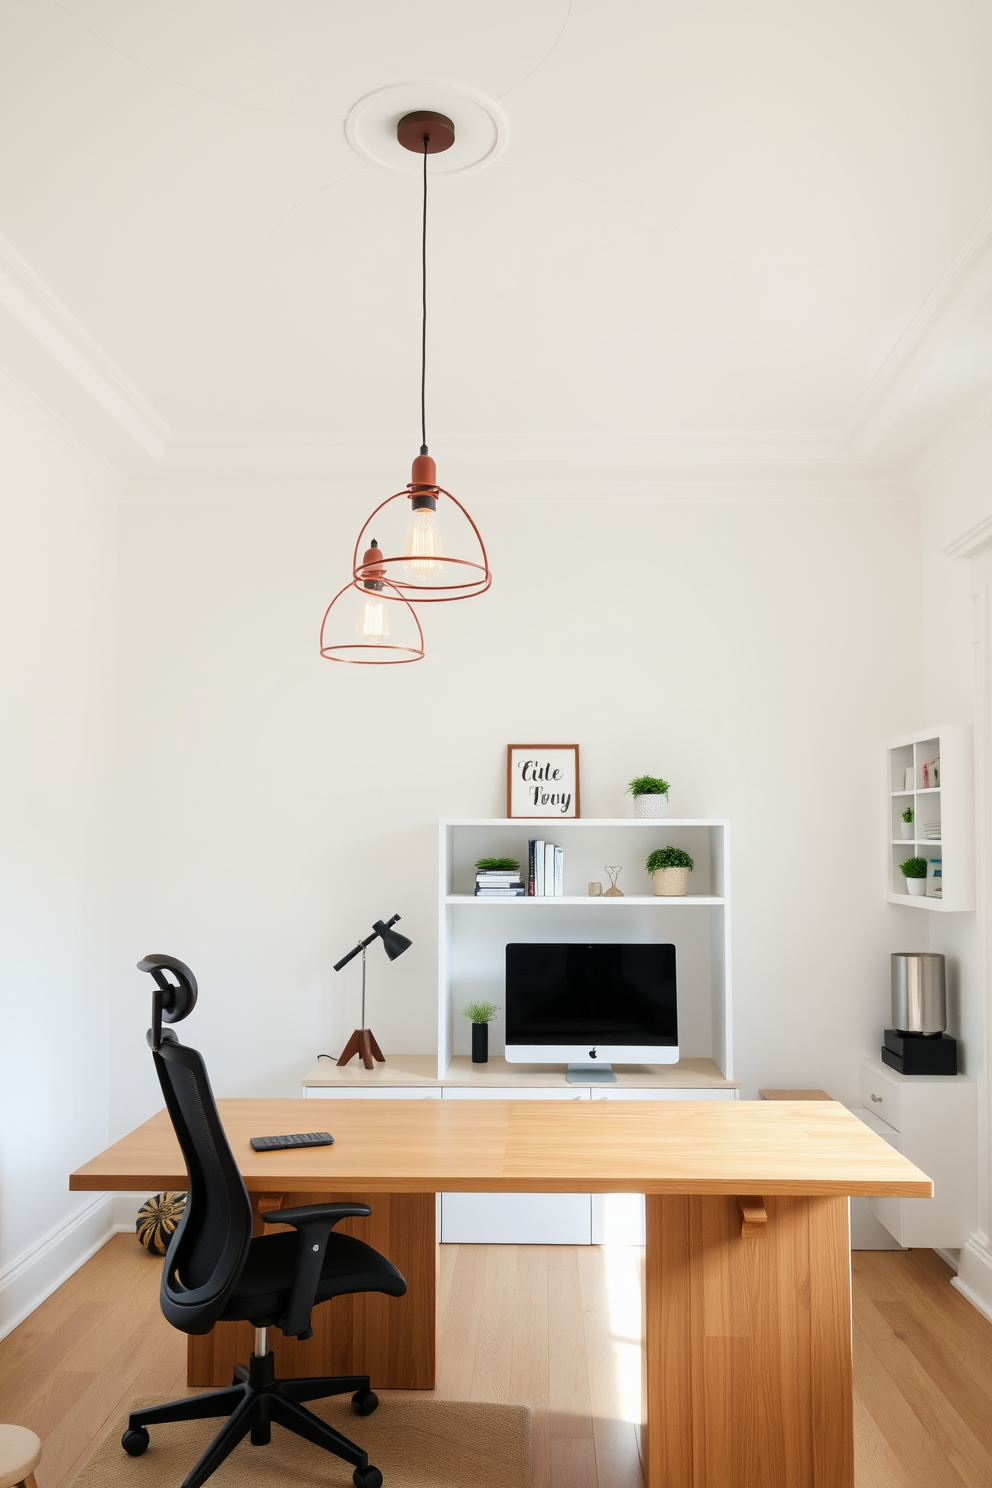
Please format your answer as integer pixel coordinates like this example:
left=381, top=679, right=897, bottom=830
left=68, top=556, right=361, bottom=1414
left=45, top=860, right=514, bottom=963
left=264, top=1202, right=372, bottom=1339
left=266, top=1202, right=371, bottom=1228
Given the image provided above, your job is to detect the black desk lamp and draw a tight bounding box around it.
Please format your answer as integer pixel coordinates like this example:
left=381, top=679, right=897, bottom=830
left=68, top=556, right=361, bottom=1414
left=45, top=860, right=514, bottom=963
left=333, top=914, right=412, bottom=1069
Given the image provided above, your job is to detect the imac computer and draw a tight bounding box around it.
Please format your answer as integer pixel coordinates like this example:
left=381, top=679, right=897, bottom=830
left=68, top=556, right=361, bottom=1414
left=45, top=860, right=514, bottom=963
left=504, top=942, right=678, bottom=1083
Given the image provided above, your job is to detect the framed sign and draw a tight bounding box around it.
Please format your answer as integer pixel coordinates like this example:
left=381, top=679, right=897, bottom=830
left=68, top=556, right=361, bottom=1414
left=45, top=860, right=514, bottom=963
left=507, top=744, right=580, bottom=819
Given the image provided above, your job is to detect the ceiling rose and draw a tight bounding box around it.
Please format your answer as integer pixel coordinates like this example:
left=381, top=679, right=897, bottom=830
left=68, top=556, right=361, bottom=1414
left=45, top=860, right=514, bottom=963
left=345, top=82, right=507, bottom=174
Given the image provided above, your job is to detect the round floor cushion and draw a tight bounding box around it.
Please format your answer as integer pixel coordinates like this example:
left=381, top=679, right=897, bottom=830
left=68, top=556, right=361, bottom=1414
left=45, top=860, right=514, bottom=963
left=135, top=1191, right=187, bottom=1255
left=0, top=1424, right=41, bottom=1488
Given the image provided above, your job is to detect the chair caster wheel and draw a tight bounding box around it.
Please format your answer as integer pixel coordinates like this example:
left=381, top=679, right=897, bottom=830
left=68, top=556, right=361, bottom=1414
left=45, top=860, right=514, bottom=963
left=353, top=1467, right=382, bottom=1488
left=351, top=1389, right=379, bottom=1417
left=122, top=1428, right=150, bottom=1457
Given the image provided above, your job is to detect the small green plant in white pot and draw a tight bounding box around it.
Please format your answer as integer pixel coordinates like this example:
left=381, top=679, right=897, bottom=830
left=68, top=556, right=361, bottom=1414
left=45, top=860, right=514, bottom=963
left=646, top=846, right=694, bottom=896
left=462, top=998, right=499, bottom=1063
left=900, top=806, right=914, bottom=839
left=628, top=774, right=670, bottom=819
left=899, top=856, right=928, bottom=897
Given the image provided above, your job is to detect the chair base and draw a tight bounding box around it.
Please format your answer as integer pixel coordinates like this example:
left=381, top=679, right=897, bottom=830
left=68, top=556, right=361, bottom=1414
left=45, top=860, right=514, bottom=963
left=123, top=1351, right=382, bottom=1488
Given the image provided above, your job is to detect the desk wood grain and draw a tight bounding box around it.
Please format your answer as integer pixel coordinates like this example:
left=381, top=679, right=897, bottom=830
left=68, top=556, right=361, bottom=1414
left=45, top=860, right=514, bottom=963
left=70, top=1097, right=931, bottom=1198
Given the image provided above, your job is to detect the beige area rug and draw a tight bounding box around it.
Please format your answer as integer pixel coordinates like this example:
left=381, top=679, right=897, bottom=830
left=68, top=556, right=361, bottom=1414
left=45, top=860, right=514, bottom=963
left=74, top=1396, right=532, bottom=1488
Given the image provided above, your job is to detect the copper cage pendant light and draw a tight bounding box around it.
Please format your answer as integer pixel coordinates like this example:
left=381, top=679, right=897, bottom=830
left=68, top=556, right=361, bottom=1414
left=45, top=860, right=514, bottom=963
left=319, top=545, right=425, bottom=664
left=350, top=110, right=491, bottom=605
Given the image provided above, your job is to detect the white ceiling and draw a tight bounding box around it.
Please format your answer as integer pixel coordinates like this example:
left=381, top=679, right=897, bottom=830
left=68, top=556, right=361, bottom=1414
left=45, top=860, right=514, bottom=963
left=2, top=0, right=992, bottom=477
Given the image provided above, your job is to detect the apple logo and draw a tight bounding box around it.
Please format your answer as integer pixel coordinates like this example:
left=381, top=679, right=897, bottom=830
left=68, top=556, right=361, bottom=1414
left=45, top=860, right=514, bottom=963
left=588, top=1047, right=597, bottom=1059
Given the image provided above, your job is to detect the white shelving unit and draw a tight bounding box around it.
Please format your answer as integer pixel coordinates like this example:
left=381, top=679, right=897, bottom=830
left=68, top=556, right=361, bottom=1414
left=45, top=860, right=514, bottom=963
left=886, top=726, right=974, bottom=912
left=437, top=818, right=733, bottom=1078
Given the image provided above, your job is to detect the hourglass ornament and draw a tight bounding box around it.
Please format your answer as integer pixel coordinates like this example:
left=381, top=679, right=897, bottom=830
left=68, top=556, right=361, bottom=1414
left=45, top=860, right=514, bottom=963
left=603, top=866, right=624, bottom=898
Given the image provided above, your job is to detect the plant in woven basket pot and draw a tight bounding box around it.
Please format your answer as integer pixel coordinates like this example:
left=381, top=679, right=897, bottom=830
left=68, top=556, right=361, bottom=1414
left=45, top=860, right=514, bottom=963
left=646, top=846, right=694, bottom=897
left=899, top=855, right=928, bottom=897
left=628, top=774, right=670, bottom=818
left=462, top=998, right=499, bottom=1064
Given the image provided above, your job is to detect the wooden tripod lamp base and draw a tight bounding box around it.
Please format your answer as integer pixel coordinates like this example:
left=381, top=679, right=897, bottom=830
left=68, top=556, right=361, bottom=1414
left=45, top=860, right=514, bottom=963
left=337, top=1028, right=385, bottom=1069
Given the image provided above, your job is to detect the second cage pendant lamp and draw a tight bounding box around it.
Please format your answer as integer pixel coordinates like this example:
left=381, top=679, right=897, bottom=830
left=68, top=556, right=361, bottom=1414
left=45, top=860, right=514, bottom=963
left=351, top=110, right=491, bottom=607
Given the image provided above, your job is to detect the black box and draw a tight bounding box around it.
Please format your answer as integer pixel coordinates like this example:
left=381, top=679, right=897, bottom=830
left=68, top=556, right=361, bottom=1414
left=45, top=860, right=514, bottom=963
left=882, top=1028, right=957, bottom=1075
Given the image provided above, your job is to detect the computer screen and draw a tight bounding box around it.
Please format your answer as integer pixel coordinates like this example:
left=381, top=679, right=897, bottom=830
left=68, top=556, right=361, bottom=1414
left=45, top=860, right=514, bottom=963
left=505, top=942, right=677, bottom=1050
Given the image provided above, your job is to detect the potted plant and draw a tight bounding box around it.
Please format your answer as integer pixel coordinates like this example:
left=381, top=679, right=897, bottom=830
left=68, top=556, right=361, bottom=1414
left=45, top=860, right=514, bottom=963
left=899, top=856, right=928, bottom=897
left=900, top=806, right=914, bottom=839
left=462, top=999, right=499, bottom=1063
left=628, top=774, right=670, bottom=819
left=646, top=846, right=694, bottom=896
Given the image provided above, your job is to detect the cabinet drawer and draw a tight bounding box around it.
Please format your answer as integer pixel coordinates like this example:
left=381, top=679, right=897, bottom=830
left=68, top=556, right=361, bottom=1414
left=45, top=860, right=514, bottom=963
left=304, top=1087, right=441, bottom=1100
left=441, top=1193, right=592, bottom=1244
left=441, top=1087, right=587, bottom=1101
left=860, top=1063, right=902, bottom=1130
left=589, top=1087, right=737, bottom=1102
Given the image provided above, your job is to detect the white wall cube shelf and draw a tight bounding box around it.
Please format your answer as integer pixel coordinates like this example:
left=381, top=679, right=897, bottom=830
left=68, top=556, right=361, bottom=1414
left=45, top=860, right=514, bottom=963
left=886, top=726, right=974, bottom=911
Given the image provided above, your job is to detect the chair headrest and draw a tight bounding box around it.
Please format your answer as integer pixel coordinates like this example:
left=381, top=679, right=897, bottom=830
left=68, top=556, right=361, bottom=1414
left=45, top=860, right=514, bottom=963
left=138, top=954, right=198, bottom=1048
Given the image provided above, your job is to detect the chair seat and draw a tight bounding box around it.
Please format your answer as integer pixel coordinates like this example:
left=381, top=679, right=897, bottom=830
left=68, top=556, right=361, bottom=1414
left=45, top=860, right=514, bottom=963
left=218, top=1228, right=407, bottom=1325
left=0, top=1424, right=41, bottom=1488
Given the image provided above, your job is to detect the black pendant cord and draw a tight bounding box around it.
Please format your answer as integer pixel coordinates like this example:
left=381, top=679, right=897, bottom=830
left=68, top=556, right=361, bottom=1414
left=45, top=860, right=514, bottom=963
left=420, top=136, right=428, bottom=457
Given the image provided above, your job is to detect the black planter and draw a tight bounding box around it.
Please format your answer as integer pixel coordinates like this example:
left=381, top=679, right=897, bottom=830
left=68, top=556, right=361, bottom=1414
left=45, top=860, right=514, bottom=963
left=471, top=1022, right=489, bottom=1064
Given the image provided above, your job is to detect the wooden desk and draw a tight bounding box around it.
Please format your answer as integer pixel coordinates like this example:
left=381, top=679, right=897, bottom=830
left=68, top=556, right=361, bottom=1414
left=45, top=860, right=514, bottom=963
left=72, top=1097, right=930, bottom=1488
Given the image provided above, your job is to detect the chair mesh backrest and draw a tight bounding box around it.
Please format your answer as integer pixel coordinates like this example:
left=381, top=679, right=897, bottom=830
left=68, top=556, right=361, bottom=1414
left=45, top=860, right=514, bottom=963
left=153, top=1039, right=254, bottom=1334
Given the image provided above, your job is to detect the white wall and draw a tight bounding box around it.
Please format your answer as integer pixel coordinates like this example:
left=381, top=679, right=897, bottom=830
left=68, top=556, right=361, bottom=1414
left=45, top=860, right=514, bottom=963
left=918, top=432, right=989, bottom=1071
left=916, top=426, right=992, bottom=1317
left=109, top=481, right=923, bottom=1135
left=0, top=391, right=119, bottom=1335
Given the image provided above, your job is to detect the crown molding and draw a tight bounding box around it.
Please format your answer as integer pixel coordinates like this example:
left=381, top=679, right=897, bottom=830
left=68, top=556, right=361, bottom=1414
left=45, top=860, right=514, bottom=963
left=943, top=513, right=992, bottom=561
left=0, top=218, right=989, bottom=484
left=0, top=233, right=170, bottom=461
left=158, top=430, right=870, bottom=483
left=123, top=474, right=912, bottom=505
left=912, top=386, right=992, bottom=487
left=850, top=202, right=992, bottom=458
left=0, top=362, right=125, bottom=489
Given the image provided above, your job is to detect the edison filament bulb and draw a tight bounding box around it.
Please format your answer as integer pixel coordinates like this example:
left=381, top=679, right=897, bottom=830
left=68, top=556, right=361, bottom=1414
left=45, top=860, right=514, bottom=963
left=404, top=493, right=443, bottom=574
left=357, top=538, right=390, bottom=642
left=358, top=592, right=389, bottom=642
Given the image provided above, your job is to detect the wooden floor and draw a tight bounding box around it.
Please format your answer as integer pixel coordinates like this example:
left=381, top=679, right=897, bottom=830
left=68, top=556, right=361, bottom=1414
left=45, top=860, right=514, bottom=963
left=1, top=1237, right=990, bottom=1488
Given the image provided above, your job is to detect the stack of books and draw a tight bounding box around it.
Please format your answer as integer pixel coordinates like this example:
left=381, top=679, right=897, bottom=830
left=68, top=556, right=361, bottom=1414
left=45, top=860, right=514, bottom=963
left=527, top=840, right=564, bottom=896
left=475, top=868, right=525, bottom=897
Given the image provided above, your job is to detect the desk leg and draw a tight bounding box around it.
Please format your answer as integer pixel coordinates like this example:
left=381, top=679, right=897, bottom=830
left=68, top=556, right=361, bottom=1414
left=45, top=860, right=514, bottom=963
left=644, top=1194, right=853, bottom=1488
left=187, top=1191, right=438, bottom=1390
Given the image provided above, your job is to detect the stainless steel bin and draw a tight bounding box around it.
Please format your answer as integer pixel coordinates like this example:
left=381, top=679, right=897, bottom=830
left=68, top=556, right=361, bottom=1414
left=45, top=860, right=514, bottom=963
left=891, top=952, right=946, bottom=1035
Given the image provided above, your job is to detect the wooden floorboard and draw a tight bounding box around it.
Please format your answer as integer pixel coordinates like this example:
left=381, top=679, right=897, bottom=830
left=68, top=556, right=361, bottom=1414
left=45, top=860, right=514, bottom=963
left=1, top=1236, right=990, bottom=1488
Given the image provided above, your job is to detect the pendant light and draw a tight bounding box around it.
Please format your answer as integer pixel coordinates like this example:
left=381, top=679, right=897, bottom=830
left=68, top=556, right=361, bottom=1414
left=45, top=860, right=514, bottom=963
left=350, top=111, right=491, bottom=605
left=319, top=550, right=425, bottom=665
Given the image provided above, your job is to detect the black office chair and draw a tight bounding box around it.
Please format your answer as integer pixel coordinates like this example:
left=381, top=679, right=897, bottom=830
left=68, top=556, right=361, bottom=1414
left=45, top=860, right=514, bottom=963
left=123, top=954, right=407, bottom=1488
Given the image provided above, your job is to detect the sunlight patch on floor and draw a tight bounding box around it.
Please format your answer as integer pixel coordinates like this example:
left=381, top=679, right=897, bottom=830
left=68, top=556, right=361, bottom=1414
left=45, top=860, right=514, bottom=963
left=602, top=1243, right=644, bottom=1425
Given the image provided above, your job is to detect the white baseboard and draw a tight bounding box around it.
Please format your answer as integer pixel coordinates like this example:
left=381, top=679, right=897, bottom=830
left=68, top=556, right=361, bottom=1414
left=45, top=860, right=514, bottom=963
left=0, top=1196, right=114, bottom=1341
left=0, top=1191, right=153, bottom=1342
left=951, top=1236, right=992, bottom=1323
left=933, top=1247, right=960, bottom=1272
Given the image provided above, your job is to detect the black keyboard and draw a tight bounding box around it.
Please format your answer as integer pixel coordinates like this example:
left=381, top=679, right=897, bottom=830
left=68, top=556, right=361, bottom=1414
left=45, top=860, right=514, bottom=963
left=250, top=1131, right=335, bottom=1152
